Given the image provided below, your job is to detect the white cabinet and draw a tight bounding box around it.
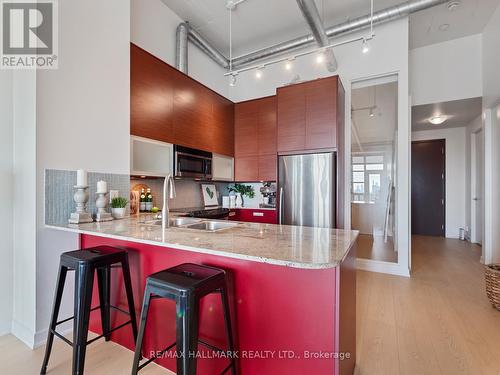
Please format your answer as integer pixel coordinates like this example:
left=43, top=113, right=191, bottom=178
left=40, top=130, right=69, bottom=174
left=130, top=136, right=173, bottom=177
left=212, top=154, right=234, bottom=181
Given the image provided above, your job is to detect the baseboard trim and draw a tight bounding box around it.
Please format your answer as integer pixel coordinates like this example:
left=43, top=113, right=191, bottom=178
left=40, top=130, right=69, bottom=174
left=356, top=258, right=410, bottom=277
left=11, top=320, right=36, bottom=349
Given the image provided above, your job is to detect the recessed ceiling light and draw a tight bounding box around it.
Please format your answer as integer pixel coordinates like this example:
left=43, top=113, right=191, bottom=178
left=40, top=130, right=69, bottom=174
left=255, top=67, right=264, bottom=79
left=429, top=115, right=447, bottom=125
left=447, top=0, right=461, bottom=11
left=439, top=23, right=450, bottom=31
left=285, top=59, right=293, bottom=70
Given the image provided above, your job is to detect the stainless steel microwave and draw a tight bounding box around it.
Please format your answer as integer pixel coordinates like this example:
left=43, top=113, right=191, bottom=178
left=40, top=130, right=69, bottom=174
left=174, top=145, right=212, bottom=179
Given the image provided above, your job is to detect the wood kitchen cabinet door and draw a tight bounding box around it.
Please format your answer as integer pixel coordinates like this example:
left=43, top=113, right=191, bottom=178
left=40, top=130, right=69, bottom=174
left=130, top=44, right=174, bottom=143
left=235, top=96, right=277, bottom=181
left=235, top=101, right=259, bottom=157
left=173, top=77, right=212, bottom=152
left=131, top=43, right=234, bottom=156
left=235, top=156, right=259, bottom=182
left=277, top=83, right=306, bottom=152
left=258, top=154, right=277, bottom=181
left=258, top=96, right=277, bottom=156
left=210, top=92, right=235, bottom=156
left=305, top=77, right=338, bottom=149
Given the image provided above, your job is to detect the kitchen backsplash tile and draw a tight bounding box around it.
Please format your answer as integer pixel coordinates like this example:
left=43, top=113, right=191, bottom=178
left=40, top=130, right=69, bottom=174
left=131, top=178, right=231, bottom=209
left=130, top=179, right=270, bottom=210
left=45, top=169, right=130, bottom=225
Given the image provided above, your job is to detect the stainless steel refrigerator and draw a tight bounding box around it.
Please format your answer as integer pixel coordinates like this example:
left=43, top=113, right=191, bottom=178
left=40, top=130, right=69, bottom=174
left=278, top=152, right=336, bottom=228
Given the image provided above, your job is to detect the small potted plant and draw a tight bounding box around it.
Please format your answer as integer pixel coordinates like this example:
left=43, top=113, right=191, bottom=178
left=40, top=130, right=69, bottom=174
left=111, top=197, right=128, bottom=219
left=228, top=183, right=255, bottom=207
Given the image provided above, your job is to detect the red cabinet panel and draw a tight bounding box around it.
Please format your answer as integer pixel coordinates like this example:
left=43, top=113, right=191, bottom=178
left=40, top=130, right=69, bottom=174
left=229, top=208, right=277, bottom=224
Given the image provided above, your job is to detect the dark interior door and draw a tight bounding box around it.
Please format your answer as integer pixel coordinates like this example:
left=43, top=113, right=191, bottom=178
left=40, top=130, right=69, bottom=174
left=411, top=139, right=445, bottom=236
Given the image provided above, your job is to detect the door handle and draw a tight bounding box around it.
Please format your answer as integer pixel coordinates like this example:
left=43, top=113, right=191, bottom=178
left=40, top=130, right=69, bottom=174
left=279, top=187, right=284, bottom=225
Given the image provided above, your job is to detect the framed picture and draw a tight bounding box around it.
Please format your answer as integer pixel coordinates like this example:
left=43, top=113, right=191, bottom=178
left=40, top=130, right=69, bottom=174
left=201, top=184, right=218, bottom=206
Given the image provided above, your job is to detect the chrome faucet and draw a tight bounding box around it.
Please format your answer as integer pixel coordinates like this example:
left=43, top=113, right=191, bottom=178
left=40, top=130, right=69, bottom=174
left=161, top=174, right=176, bottom=230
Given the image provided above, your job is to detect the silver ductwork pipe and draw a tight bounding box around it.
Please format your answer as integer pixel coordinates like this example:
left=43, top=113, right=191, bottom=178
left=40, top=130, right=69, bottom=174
left=296, top=0, right=337, bottom=72
left=231, top=0, right=448, bottom=68
left=187, top=28, right=230, bottom=69
left=175, top=0, right=447, bottom=71
left=175, top=22, right=229, bottom=73
left=176, top=23, right=189, bottom=73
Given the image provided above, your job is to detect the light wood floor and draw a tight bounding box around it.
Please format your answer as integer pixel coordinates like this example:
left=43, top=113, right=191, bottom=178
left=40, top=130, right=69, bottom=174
left=357, top=234, right=398, bottom=263
left=356, top=235, right=500, bottom=375
left=0, top=333, right=174, bottom=374
left=1, top=235, right=499, bottom=374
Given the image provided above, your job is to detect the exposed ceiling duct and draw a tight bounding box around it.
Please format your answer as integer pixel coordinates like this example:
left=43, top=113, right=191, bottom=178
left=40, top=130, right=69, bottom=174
left=295, top=0, right=338, bottom=72
left=175, top=22, right=229, bottom=73
left=175, top=0, right=448, bottom=73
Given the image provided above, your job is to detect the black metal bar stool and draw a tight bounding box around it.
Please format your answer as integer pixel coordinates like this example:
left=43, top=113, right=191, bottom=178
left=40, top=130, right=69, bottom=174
left=131, top=263, right=237, bottom=375
left=40, top=246, right=138, bottom=375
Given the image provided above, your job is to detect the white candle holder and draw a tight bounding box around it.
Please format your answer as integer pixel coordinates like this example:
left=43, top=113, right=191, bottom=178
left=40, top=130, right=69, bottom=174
left=95, top=192, right=113, bottom=222
left=69, top=186, right=93, bottom=224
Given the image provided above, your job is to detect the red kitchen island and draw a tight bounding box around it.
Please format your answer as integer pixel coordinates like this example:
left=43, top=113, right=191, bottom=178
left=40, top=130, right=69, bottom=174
left=48, top=216, right=358, bottom=375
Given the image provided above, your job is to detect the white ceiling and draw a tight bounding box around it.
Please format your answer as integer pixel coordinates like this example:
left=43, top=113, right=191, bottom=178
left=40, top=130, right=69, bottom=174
left=352, top=81, right=398, bottom=145
left=411, top=97, right=482, bottom=131
left=160, top=0, right=500, bottom=56
left=410, top=0, right=500, bottom=49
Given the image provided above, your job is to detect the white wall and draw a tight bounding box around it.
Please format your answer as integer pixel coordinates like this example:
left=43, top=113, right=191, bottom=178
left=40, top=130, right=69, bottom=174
left=33, top=0, right=131, bottom=347
left=412, top=127, right=467, bottom=239
left=12, top=70, right=37, bottom=346
left=464, top=115, right=483, bottom=240
left=494, top=106, right=500, bottom=263
left=131, top=0, right=229, bottom=99
left=481, top=5, right=500, bottom=264
left=231, top=18, right=411, bottom=276
left=0, top=70, right=13, bottom=335
left=482, top=5, right=500, bottom=108
left=410, top=34, right=483, bottom=106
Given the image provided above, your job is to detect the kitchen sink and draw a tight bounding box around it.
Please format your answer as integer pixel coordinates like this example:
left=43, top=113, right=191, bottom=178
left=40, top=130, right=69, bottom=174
left=141, top=217, right=202, bottom=227
left=184, top=221, right=238, bottom=232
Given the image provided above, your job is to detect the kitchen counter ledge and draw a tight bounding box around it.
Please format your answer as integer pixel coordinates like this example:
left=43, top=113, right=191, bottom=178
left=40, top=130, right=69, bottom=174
left=46, top=215, right=358, bottom=269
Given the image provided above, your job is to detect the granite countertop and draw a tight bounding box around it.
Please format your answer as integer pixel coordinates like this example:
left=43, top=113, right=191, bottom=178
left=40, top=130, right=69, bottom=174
left=46, top=215, right=358, bottom=269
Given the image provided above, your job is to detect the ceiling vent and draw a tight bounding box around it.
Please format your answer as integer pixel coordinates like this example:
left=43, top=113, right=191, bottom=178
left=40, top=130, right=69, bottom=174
left=447, top=1, right=461, bottom=11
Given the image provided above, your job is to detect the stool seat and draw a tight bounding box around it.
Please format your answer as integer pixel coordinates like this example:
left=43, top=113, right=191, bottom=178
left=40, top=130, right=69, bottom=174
left=61, top=246, right=127, bottom=269
left=147, top=263, right=226, bottom=296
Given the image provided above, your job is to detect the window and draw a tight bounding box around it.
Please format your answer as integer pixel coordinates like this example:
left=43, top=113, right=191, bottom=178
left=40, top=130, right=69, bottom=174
left=351, top=154, right=385, bottom=203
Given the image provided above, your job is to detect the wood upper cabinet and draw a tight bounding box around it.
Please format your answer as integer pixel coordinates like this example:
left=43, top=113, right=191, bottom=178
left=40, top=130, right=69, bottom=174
left=258, top=97, right=277, bottom=156
left=131, top=44, right=174, bottom=143
left=234, top=96, right=277, bottom=182
left=130, top=44, right=234, bottom=156
left=277, top=84, right=306, bottom=152
left=235, top=100, right=259, bottom=157
left=305, top=77, right=337, bottom=149
left=277, top=75, right=344, bottom=152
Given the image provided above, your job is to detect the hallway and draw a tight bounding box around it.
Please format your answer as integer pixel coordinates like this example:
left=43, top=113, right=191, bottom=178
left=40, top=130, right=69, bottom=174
left=356, top=236, right=500, bottom=375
